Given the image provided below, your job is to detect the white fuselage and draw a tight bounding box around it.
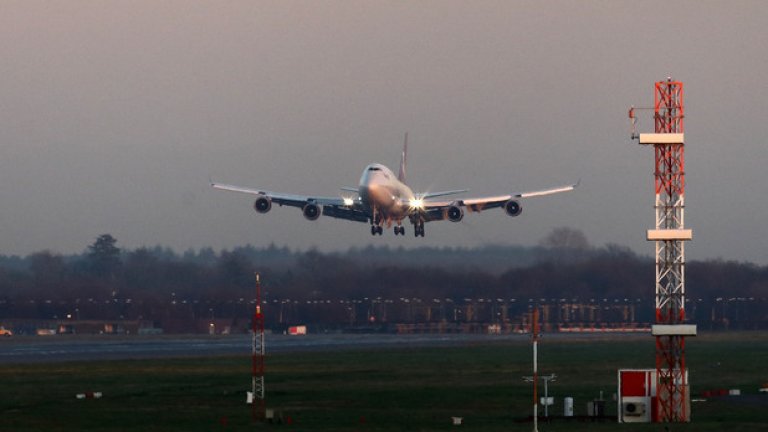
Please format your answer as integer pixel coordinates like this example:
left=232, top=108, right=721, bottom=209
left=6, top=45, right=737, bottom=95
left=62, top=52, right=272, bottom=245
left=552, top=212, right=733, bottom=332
left=358, top=163, right=415, bottom=222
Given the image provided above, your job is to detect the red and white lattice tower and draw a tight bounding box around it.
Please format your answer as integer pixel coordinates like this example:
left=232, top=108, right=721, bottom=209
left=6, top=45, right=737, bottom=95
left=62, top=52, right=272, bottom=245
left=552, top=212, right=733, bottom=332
left=251, top=272, right=266, bottom=421
left=632, top=78, right=697, bottom=422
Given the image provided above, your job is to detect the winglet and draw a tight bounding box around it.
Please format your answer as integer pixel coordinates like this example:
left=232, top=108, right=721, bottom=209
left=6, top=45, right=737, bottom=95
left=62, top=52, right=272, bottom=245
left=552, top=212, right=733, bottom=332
left=398, top=132, right=408, bottom=183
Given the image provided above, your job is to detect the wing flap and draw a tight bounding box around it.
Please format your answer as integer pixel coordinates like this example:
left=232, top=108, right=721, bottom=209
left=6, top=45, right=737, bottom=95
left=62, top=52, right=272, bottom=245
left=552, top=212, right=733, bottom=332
left=322, top=205, right=369, bottom=223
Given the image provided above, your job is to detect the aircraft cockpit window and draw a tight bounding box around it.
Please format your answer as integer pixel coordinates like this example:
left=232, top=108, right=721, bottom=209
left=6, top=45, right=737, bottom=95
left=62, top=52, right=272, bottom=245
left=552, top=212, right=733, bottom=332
left=368, top=167, right=381, bottom=171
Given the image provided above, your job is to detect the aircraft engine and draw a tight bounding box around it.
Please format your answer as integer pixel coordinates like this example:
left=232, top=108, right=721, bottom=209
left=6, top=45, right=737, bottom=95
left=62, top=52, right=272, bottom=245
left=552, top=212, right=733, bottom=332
left=504, top=200, right=522, bottom=217
left=254, top=196, right=272, bottom=213
left=302, top=203, right=321, bottom=221
left=447, top=205, right=464, bottom=222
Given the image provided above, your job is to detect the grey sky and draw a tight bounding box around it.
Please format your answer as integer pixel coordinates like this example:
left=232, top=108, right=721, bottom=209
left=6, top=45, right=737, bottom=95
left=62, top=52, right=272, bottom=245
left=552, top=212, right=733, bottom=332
left=0, top=1, right=766, bottom=263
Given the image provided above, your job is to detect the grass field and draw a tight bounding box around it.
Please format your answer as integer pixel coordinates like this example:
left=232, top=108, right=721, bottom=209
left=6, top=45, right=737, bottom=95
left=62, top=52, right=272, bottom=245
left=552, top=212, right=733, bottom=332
left=1, top=332, right=767, bottom=431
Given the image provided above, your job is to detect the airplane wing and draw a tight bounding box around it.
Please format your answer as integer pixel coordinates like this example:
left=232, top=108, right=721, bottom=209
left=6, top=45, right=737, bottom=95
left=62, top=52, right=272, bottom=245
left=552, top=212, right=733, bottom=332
left=211, top=182, right=369, bottom=222
left=420, top=189, right=468, bottom=199
left=461, top=182, right=578, bottom=206
left=417, top=181, right=579, bottom=221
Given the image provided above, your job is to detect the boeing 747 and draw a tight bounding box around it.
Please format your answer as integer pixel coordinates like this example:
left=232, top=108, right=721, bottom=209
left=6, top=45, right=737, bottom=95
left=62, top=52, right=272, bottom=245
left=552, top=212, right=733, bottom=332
left=212, top=137, right=577, bottom=237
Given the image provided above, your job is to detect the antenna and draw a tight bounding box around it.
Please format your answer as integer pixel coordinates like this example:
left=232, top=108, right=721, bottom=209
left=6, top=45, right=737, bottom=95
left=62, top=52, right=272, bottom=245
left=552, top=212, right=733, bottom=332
left=632, top=79, right=695, bottom=423
left=249, top=272, right=266, bottom=422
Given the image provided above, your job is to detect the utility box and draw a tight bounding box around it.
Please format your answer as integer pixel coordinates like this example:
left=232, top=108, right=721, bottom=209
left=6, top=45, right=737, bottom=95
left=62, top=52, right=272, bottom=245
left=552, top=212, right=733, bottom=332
left=617, top=369, right=656, bottom=423
left=288, top=325, right=307, bottom=335
left=563, top=397, right=574, bottom=417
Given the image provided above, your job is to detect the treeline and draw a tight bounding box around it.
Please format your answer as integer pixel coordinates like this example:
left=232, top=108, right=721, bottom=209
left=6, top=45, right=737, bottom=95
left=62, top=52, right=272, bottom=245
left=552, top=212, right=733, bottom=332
left=0, top=233, right=766, bottom=309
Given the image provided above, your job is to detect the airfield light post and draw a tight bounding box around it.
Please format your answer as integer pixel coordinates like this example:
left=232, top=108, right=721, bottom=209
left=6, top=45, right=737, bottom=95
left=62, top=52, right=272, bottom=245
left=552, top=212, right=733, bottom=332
left=541, top=374, right=556, bottom=418
left=631, top=78, right=696, bottom=422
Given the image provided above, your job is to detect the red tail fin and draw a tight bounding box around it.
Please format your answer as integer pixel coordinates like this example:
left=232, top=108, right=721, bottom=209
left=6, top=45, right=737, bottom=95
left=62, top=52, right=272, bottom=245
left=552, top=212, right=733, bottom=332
left=398, top=133, right=408, bottom=183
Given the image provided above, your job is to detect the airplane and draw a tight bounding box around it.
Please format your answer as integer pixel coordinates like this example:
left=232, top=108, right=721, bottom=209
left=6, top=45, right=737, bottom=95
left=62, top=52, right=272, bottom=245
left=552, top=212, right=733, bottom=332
left=211, top=135, right=578, bottom=237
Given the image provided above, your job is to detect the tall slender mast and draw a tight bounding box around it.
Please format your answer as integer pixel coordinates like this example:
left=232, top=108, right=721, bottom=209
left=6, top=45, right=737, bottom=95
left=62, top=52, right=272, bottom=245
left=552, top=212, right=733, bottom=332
left=251, top=273, right=266, bottom=421
left=633, top=79, right=696, bottom=422
left=532, top=306, right=539, bottom=432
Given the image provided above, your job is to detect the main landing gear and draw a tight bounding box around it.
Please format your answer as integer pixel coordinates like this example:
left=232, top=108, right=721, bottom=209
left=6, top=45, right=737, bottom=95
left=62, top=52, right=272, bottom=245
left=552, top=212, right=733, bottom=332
left=368, top=210, right=421, bottom=237
left=369, top=210, right=384, bottom=236
left=413, top=221, right=425, bottom=237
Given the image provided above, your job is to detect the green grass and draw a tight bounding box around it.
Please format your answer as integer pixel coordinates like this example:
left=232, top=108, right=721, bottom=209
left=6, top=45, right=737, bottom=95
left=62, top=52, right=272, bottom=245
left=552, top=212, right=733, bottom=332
left=1, top=333, right=767, bottom=431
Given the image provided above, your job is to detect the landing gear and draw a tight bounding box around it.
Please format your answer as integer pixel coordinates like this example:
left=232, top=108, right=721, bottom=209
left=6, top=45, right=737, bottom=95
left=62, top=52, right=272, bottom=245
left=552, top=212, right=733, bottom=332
left=394, top=225, right=405, bottom=236
left=370, top=208, right=384, bottom=236
left=413, top=221, right=425, bottom=237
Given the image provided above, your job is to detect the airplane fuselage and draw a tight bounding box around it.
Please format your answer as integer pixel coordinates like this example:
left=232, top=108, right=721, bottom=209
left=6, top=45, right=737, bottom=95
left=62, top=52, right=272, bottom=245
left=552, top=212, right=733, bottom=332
left=358, top=163, right=415, bottom=223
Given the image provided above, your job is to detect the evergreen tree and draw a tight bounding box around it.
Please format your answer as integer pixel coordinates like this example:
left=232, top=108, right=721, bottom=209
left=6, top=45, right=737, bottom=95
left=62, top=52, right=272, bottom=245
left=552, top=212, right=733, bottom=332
left=87, top=234, right=122, bottom=278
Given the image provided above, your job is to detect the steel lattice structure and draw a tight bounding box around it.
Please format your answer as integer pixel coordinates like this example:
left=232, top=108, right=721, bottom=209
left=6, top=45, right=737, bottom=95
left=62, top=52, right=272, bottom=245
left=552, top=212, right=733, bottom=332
left=648, top=79, right=690, bottom=422
left=251, top=273, right=266, bottom=421
left=631, top=79, right=695, bottom=422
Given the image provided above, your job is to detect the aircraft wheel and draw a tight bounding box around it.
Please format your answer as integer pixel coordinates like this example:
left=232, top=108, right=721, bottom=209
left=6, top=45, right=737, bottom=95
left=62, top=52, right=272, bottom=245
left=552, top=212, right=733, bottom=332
left=377, top=226, right=383, bottom=235
left=371, top=226, right=377, bottom=236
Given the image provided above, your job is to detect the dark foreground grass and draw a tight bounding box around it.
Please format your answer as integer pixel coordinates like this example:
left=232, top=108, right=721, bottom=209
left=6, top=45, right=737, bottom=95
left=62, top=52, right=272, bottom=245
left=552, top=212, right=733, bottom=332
left=1, top=332, right=768, bottom=431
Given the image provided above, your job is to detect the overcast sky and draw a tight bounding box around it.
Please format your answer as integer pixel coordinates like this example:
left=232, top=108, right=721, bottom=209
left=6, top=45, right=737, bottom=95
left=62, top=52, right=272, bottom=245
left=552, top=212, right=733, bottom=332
left=1, top=1, right=766, bottom=263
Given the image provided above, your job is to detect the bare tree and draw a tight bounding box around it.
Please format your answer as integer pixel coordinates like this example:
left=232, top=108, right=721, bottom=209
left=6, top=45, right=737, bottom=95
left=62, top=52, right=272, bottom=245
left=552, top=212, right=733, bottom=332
left=539, top=227, right=590, bottom=250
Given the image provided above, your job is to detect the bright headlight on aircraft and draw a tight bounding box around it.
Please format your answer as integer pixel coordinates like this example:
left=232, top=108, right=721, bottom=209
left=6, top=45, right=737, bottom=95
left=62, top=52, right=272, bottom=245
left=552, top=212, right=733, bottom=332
left=409, top=198, right=424, bottom=210
left=343, top=197, right=354, bottom=206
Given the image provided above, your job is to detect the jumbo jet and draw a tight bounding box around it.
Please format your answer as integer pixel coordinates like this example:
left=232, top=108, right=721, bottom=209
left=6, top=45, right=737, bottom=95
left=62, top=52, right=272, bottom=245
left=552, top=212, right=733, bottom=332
left=211, top=136, right=578, bottom=237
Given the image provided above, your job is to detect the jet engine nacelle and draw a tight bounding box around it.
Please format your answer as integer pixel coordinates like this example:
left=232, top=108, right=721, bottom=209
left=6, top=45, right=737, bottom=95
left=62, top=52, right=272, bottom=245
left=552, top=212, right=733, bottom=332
left=302, top=203, right=321, bottom=221
left=504, top=200, right=522, bottom=217
left=447, top=205, right=464, bottom=222
left=254, top=196, right=272, bottom=213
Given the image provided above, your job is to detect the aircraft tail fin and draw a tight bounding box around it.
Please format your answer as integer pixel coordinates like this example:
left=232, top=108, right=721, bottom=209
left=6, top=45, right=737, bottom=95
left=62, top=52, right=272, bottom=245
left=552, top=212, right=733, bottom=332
left=398, top=132, right=408, bottom=183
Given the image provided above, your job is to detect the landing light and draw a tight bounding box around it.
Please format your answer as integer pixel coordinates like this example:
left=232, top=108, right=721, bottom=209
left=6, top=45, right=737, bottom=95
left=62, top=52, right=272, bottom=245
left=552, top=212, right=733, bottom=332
left=409, top=198, right=424, bottom=210
left=343, top=197, right=354, bottom=206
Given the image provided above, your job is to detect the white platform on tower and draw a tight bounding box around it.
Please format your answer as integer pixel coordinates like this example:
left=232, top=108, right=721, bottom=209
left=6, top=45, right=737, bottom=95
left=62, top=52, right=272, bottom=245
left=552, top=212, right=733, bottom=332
left=647, top=229, right=693, bottom=241
left=652, top=324, right=698, bottom=337
left=638, top=133, right=685, bottom=145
